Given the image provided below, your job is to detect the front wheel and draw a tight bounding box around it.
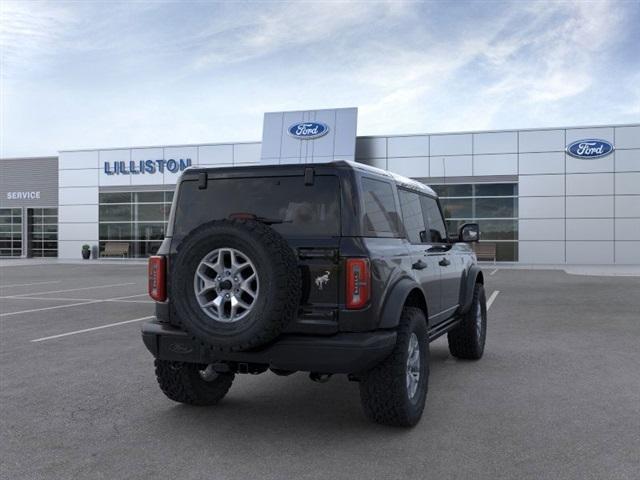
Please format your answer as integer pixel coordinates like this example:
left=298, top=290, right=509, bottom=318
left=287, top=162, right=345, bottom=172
left=359, top=307, right=429, bottom=427
left=447, top=282, right=487, bottom=360
left=154, top=360, right=235, bottom=406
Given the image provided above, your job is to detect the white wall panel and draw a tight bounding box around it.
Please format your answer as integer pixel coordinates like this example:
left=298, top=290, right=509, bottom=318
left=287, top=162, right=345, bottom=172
left=430, top=134, right=472, bottom=156
left=473, top=132, right=517, bottom=154
left=99, top=149, right=132, bottom=186
left=566, top=153, right=614, bottom=174
left=519, top=219, right=565, bottom=240
left=234, top=143, right=261, bottom=164
left=566, top=196, right=613, bottom=218
left=59, top=204, right=98, bottom=223
left=566, top=219, right=613, bottom=241
left=356, top=137, right=386, bottom=159
left=59, top=169, right=99, bottom=187
left=615, top=172, right=640, bottom=195
left=429, top=155, right=472, bottom=177
left=519, top=197, right=564, bottom=218
left=566, top=127, right=614, bottom=144
left=59, top=150, right=98, bottom=170
left=58, top=222, right=98, bottom=241
left=59, top=187, right=98, bottom=205
left=387, top=157, right=429, bottom=177
left=615, top=149, right=640, bottom=172
left=59, top=240, right=97, bottom=259
left=615, top=219, right=640, bottom=240
left=518, top=129, right=564, bottom=153
left=387, top=136, right=428, bottom=157
left=473, top=154, right=517, bottom=175
left=566, top=241, right=613, bottom=264
left=615, top=241, right=640, bottom=264
left=615, top=196, right=640, bottom=217
left=519, top=174, right=564, bottom=197
left=614, top=126, right=640, bottom=149
left=566, top=173, right=613, bottom=196
left=519, top=241, right=565, bottom=264
left=519, top=152, right=565, bottom=175
left=199, top=144, right=233, bottom=165
left=357, top=157, right=386, bottom=169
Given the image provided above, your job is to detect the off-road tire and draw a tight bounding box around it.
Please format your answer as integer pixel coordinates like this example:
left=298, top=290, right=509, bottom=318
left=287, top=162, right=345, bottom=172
left=171, top=219, right=301, bottom=352
left=359, top=307, right=429, bottom=427
left=154, top=360, right=234, bottom=406
left=447, top=282, right=487, bottom=360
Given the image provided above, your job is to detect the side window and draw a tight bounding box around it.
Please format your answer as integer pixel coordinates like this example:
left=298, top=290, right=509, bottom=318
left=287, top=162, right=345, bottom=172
left=361, top=177, right=401, bottom=236
left=398, top=189, right=426, bottom=243
left=420, top=195, right=448, bottom=243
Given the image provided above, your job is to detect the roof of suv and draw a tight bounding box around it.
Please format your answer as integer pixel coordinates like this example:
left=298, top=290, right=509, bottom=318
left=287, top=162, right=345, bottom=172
left=184, top=160, right=437, bottom=197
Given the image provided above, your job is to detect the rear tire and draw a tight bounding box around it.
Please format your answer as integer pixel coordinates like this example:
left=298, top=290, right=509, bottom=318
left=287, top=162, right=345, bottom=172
left=154, top=360, right=234, bottom=406
left=359, top=307, right=429, bottom=427
left=447, top=282, right=487, bottom=360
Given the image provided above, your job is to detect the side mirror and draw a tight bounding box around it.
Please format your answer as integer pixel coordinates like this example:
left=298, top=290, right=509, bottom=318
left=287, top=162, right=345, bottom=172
left=459, top=223, right=480, bottom=243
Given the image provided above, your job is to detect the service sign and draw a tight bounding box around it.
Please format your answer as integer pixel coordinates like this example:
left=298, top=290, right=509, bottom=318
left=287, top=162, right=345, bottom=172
left=566, top=139, right=614, bottom=159
left=287, top=122, right=330, bottom=140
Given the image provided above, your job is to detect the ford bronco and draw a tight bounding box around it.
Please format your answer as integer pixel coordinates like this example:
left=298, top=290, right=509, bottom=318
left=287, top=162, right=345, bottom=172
left=142, top=161, right=487, bottom=426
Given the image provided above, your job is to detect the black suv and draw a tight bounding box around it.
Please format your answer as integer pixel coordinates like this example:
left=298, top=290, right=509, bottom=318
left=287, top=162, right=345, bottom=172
left=142, top=161, right=487, bottom=426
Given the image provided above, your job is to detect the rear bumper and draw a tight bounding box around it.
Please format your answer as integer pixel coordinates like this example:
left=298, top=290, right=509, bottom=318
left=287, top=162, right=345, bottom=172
left=141, top=320, right=396, bottom=374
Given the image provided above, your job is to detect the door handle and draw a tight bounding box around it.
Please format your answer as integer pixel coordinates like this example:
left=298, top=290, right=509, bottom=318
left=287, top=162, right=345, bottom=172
left=412, top=260, right=427, bottom=270
left=439, top=258, right=451, bottom=267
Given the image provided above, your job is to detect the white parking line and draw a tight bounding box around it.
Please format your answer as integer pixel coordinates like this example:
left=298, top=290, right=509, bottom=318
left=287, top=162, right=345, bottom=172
left=0, top=300, right=103, bottom=317
left=31, top=316, right=155, bottom=342
left=0, top=282, right=137, bottom=299
left=487, top=290, right=500, bottom=310
left=0, top=292, right=151, bottom=316
left=489, top=269, right=499, bottom=276
left=1, top=296, right=153, bottom=304
left=0, top=281, right=61, bottom=289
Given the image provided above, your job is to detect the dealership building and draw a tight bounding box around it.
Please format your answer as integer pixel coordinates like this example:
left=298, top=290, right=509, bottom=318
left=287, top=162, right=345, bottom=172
left=1, top=108, right=639, bottom=264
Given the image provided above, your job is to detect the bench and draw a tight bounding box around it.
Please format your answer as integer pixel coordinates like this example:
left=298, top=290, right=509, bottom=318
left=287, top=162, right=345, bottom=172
left=102, top=242, right=130, bottom=258
left=473, top=243, right=497, bottom=264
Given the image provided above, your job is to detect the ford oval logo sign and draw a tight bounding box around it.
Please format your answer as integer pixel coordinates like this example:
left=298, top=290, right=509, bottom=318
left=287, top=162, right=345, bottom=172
left=566, top=139, right=614, bottom=159
left=288, top=122, right=329, bottom=140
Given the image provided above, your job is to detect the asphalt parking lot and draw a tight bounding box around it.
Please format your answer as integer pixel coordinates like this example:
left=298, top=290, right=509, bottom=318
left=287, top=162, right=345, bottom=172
left=1, top=262, right=639, bottom=480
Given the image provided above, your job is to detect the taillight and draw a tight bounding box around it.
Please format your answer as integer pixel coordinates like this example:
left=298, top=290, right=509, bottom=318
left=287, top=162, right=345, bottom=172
left=148, top=256, right=166, bottom=302
left=346, top=258, right=370, bottom=309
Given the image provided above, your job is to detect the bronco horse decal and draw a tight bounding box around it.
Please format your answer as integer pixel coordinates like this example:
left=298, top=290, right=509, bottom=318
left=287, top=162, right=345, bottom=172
left=315, top=271, right=331, bottom=290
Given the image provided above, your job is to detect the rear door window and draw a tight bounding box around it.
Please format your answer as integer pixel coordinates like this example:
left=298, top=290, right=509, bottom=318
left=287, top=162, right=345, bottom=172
left=173, top=175, right=340, bottom=238
left=420, top=196, right=448, bottom=243
left=361, top=177, right=401, bottom=237
left=398, top=189, right=426, bottom=243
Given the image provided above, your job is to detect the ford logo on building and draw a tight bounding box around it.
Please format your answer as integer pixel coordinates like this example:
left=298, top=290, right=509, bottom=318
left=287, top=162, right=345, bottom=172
left=288, top=121, right=329, bottom=140
left=566, top=139, right=614, bottom=159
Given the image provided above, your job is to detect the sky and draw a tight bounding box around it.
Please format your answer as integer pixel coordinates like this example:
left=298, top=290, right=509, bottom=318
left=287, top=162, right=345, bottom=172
left=1, top=0, right=639, bottom=157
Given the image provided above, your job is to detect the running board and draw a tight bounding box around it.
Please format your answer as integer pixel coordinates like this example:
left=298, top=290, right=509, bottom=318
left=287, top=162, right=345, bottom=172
left=428, top=317, right=461, bottom=342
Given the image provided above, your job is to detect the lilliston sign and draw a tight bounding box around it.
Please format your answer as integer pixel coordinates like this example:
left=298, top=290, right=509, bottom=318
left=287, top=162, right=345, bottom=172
left=103, top=158, right=192, bottom=175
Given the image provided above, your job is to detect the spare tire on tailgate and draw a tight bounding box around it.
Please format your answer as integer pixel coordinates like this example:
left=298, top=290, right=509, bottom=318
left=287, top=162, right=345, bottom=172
left=170, top=219, right=301, bottom=352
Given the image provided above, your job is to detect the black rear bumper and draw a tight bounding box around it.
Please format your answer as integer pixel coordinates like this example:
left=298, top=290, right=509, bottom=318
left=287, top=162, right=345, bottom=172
left=141, top=320, right=397, bottom=374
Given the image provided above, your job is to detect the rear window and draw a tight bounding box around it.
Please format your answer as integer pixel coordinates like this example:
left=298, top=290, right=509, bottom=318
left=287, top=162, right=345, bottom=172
left=361, top=177, right=401, bottom=236
left=171, top=175, right=340, bottom=238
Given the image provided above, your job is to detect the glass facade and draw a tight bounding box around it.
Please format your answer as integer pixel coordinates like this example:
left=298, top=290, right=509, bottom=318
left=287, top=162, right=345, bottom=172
left=429, top=183, right=519, bottom=261
left=98, top=191, right=173, bottom=258
left=0, top=208, right=23, bottom=257
left=28, top=208, right=58, bottom=257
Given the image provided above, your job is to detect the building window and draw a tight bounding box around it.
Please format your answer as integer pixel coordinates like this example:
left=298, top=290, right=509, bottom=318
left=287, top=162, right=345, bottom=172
left=98, top=190, right=173, bottom=258
left=429, top=183, right=519, bottom=261
left=28, top=208, right=58, bottom=257
left=0, top=208, right=22, bottom=257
